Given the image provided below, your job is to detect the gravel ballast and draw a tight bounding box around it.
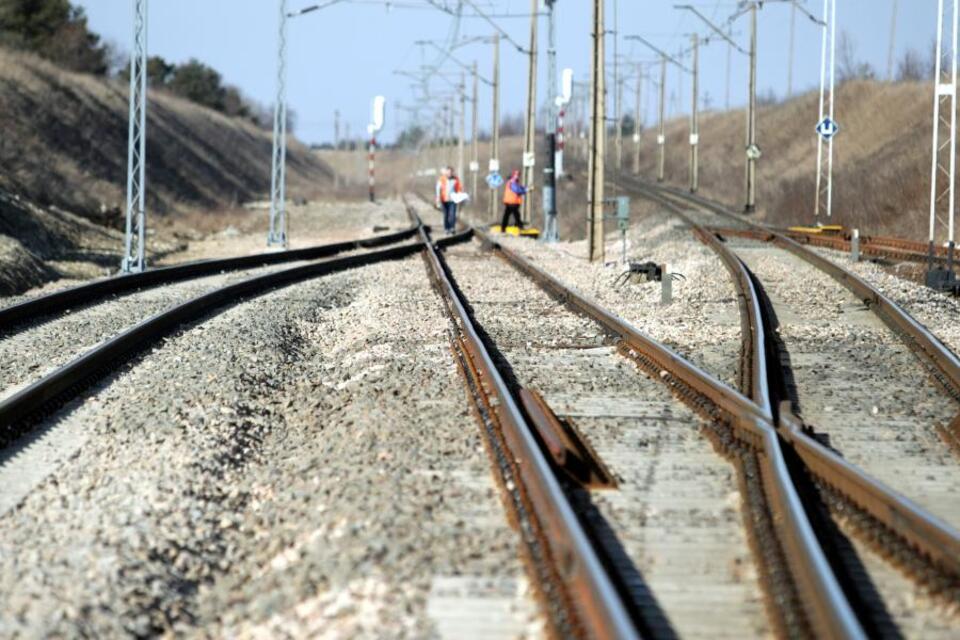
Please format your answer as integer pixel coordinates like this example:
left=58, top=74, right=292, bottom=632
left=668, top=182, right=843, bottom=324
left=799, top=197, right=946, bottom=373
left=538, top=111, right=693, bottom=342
left=442, top=239, right=769, bottom=638
left=0, top=251, right=538, bottom=636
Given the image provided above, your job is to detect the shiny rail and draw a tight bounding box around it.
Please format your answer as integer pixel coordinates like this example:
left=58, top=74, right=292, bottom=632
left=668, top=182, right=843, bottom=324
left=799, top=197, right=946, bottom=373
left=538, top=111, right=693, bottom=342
left=631, top=180, right=960, bottom=600
left=0, top=225, right=420, bottom=336
left=410, top=209, right=640, bottom=639
left=0, top=240, right=424, bottom=449
left=469, top=223, right=865, bottom=639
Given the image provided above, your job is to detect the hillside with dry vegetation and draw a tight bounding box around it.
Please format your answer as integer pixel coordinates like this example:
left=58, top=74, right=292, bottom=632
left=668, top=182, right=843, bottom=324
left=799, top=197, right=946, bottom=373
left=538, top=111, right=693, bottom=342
left=0, top=47, right=332, bottom=293
left=629, top=80, right=934, bottom=239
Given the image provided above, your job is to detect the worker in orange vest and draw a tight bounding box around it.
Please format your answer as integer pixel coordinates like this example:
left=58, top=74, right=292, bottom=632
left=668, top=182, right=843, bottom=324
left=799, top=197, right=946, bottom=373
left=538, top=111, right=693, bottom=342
left=500, top=170, right=529, bottom=231
left=435, top=166, right=463, bottom=234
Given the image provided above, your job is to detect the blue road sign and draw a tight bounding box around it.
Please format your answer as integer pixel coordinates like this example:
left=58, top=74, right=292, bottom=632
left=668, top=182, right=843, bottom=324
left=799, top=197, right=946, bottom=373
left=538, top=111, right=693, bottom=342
left=486, top=172, right=504, bottom=189
left=816, top=117, right=839, bottom=141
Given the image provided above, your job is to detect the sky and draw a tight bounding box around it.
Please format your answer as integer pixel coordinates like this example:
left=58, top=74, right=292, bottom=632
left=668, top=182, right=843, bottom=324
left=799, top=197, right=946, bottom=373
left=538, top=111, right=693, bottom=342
left=74, top=1, right=937, bottom=146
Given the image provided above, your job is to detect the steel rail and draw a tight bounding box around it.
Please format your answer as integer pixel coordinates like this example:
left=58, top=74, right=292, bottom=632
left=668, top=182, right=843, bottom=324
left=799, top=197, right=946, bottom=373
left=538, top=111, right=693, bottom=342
left=709, top=226, right=948, bottom=266
left=0, top=240, right=426, bottom=448
left=470, top=226, right=865, bottom=639
left=643, top=182, right=960, bottom=401
left=0, top=225, right=421, bottom=336
left=631, top=181, right=960, bottom=585
left=416, top=223, right=640, bottom=639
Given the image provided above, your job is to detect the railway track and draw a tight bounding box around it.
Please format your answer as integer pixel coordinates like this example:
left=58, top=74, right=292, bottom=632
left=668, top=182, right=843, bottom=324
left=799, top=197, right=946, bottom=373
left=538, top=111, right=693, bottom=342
left=409, top=198, right=907, bottom=638
left=0, top=227, right=430, bottom=450
left=624, top=181, right=960, bottom=634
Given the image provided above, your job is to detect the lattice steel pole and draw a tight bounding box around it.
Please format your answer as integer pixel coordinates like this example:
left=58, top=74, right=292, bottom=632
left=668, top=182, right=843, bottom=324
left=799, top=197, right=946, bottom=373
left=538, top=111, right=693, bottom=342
left=927, top=0, right=959, bottom=287
left=122, top=0, right=148, bottom=273
left=814, top=0, right=836, bottom=222
left=268, top=0, right=289, bottom=247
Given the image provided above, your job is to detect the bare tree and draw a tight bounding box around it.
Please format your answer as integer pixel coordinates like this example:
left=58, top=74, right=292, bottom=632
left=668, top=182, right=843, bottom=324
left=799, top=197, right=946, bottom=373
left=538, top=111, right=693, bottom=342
left=837, top=31, right=876, bottom=82
left=896, top=48, right=930, bottom=82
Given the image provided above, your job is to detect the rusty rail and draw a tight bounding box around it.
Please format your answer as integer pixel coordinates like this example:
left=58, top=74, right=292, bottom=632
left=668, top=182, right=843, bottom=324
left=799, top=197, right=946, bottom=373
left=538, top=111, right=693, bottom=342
left=410, top=211, right=639, bottom=639
left=643, top=182, right=960, bottom=401
left=469, top=225, right=865, bottom=639
left=631, top=181, right=960, bottom=591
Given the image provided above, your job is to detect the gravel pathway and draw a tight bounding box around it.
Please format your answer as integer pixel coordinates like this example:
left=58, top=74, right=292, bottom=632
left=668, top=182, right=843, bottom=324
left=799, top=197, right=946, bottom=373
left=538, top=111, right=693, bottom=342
left=0, top=256, right=539, bottom=638
left=444, top=241, right=769, bottom=639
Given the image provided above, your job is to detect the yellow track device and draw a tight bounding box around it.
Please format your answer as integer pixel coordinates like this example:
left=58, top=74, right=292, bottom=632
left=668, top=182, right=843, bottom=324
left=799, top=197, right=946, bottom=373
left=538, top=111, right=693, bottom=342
left=489, top=225, right=541, bottom=238
left=788, top=225, right=845, bottom=235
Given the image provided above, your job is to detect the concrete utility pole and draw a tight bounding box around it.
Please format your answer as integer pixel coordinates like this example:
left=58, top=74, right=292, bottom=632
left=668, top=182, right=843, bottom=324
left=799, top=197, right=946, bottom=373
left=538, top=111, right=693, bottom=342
left=725, top=40, right=732, bottom=110
left=888, top=0, right=899, bottom=81
left=787, top=1, right=796, bottom=97
left=458, top=71, right=466, bottom=180
left=814, top=0, right=837, bottom=221
left=633, top=63, right=643, bottom=175
left=613, top=0, right=623, bottom=173
left=588, top=0, right=606, bottom=262
left=543, top=0, right=559, bottom=243
left=333, top=109, right=341, bottom=189
left=658, top=58, right=667, bottom=182
left=471, top=61, right=479, bottom=205
left=689, top=34, right=700, bottom=193
left=268, top=0, right=289, bottom=247
left=927, top=0, right=959, bottom=286
left=122, top=0, right=148, bottom=273
left=627, top=36, right=689, bottom=183
left=521, top=0, right=539, bottom=225
left=490, top=34, right=502, bottom=222
left=744, top=2, right=759, bottom=214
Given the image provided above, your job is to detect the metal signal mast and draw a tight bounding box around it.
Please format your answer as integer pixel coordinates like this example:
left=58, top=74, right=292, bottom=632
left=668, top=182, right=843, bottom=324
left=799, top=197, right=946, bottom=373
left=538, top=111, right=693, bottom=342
left=268, top=0, right=289, bottom=247
left=122, top=0, right=148, bottom=273
left=927, top=0, right=960, bottom=289
left=814, top=0, right=837, bottom=222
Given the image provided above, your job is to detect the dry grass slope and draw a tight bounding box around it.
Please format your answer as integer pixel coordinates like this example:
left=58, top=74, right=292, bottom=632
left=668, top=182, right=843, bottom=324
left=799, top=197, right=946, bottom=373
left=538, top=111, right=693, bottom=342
left=0, top=47, right=331, bottom=226
left=635, top=80, right=935, bottom=240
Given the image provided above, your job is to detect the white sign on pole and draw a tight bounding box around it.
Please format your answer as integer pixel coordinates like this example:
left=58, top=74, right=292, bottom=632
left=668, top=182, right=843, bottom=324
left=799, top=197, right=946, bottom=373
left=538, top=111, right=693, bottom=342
left=656, top=134, right=665, bottom=145
left=489, top=158, right=500, bottom=172
left=469, top=160, right=480, bottom=172
left=815, top=116, right=839, bottom=141
left=746, top=144, right=763, bottom=160
left=371, top=95, right=386, bottom=132
left=689, top=133, right=700, bottom=145
left=523, top=152, right=536, bottom=167
left=558, top=68, right=574, bottom=106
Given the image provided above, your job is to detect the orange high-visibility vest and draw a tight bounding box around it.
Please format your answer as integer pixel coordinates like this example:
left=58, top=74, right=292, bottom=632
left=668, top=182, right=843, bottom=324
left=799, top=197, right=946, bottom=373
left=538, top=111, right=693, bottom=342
left=503, top=181, right=523, bottom=205
left=438, top=175, right=462, bottom=203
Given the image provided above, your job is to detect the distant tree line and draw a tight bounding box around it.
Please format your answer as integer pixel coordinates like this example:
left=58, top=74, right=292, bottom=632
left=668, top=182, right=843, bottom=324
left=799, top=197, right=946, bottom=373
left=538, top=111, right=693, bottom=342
left=0, top=0, right=109, bottom=74
left=0, top=0, right=282, bottom=130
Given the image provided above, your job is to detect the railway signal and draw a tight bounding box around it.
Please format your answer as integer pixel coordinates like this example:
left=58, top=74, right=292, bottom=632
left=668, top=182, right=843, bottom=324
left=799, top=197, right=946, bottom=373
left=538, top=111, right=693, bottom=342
left=543, top=0, right=560, bottom=244
left=122, top=0, right=148, bottom=274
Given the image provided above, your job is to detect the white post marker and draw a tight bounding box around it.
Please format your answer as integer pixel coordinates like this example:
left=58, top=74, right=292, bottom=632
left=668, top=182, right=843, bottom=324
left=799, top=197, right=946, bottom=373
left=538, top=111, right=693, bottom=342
left=368, top=95, right=386, bottom=203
